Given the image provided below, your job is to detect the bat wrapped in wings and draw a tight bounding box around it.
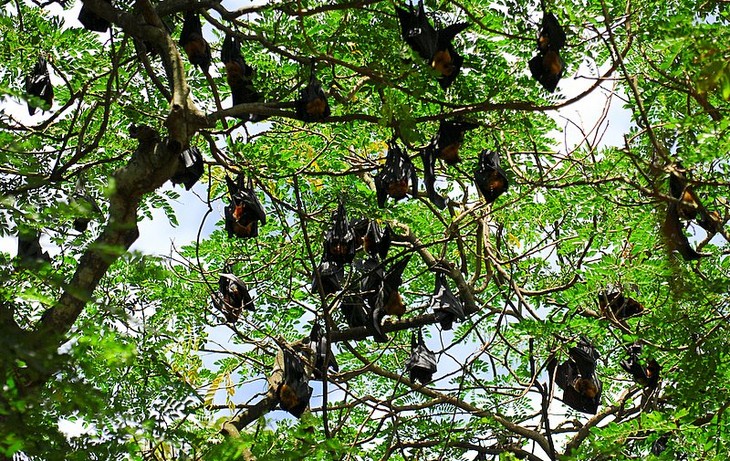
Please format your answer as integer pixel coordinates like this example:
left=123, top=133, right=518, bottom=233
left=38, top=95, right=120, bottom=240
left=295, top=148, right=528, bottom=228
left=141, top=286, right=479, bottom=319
left=597, top=290, right=644, bottom=319
left=170, top=146, right=204, bottom=191
left=296, top=68, right=330, bottom=122
left=16, top=229, right=51, bottom=267
left=620, top=343, right=660, bottom=388
left=311, top=259, right=344, bottom=296
left=375, top=142, right=418, bottom=208
left=308, top=323, right=339, bottom=380
left=221, top=34, right=261, bottom=121
left=224, top=174, right=267, bottom=238
left=179, top=12, right=211, bottom=71
left=212, top=270, right=254, bottom=323
left=273, top=348, right=313, bottom=418
left=25, top=56, right=53, bottom=115
left=528, top=13, right=567, bottom=93
left=430, top=273, right=465, bottom=330
left=323, top=202, right=357, bottom=264
left=420, top=145, right=447, bottom=210
left=433, top=119, right=479, bottom=165
left=405, top=329, right=437, bottom=385
left=548, top=337, right=602, bottom=414
left=395, top=1, right=468, bottom=89
left=474, top=150, right=509, bottom=204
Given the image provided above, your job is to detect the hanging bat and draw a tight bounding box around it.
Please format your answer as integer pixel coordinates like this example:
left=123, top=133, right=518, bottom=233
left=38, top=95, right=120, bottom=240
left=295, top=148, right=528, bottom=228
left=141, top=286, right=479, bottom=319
left=358, top=256, right=385, bottom=308
left=277, top=348, right=313, bottom=418
left=295, top=71, right=330, bottom=122
left=420, top=145, right=447, bottom=210
left=78, top=0, right=111, bottom=32
left=669, top=164, right=722, bottom=234
left=537, top=13, right=566, bottom=53
left=224, top=174, right=267, bottom=239
left=25, top=56, right=53, bottom=116
left=434, top=120, right=479, bottom=165
left=652, top=434, right=669, bottom=455
left=549, top=337, right=602, bottom=414
left=179, top=12, right=211, bottom=72
left=474, top=150, right=509, bottom=204
left=340, top=293, right=369, bottom=328
left=395, top=0, right=437, bottom=61
left=212, top=271, right=254, bottom=322
left=405, top=329, right=437, bottom=385
left=369, top=301, right=389, bottom=343
left=71, top=177, right=102, bottom=232
left=363, top=220, right=392, bottom=260
left=597, top=291, right=644, bottom=319
left=529, top=13, right=566, bottom=93
left=395, top=1, right=467, bottom=89
left=374, top=254, right=412, bottom=318
left=309, top=323, right=339, bottom=380
left=529, top=50, right=564, bottom=93
left=375, top=142, right=418, bottom=208
left=170, top=146, right=204, bottom=191
left=16, top=230, right=51, bottom=266
left=431, top=22, right=469, bottom=90
left=430, top=273, right=465, bottom=330
left=661, top=203, right=702, bottom=261
left=311, top=260, right=344, bottom=296
left=323, top=202, right=357, bottom=264
left=221, top=34, right=261, bottom=121
left=620, top=344, right=660, bottom=388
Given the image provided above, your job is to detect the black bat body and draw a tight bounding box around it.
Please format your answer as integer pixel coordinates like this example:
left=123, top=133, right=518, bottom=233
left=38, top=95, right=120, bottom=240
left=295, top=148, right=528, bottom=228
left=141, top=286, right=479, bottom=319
left=221, top=34, right=261, bottom=121
left=170, top=146, right=204, bottom=190
left=278, top=349, right=313, bottom=418
left=324, top=203, right=357, bottom=264
left=375, top=143, right=418, bottom=208
left=224, top=175, right=267, bottom=238
left=213, top=272, right=254, bottom=322
left=358, top=256, right=385, bottom=308
left=341, top=293, right=369, bottom=328
left=430, top=273, right=465, bottom=330
left=376, top=255, right=411, bottom=318
left=78, top=0, right=111, bottom=32
left=550, top=338, right=602, bottom=414
left=529, top=13, right=566, bottom=92
left=312, top=260, right=344, bottom=296
left=363, top=221, right=391, bottom=260
left=395, top=1, right=467, bottom=89
left=25, top=56, right=53, bottom=115
left=620, top=344, right=660, bottom=388
left=296, top=74, right=330, bottom=122
left=179, top=13, right=211, bottom=71
left=434, top=120, right=479, bottom=165
left=310, top=323, right=338, bottom=379
left=405, top=330, right=437, bottom=385
left=420, top=145, right=447, bottom=209
left=474, top=150, right=509, bottom=204
left=597, top=291, right=644, bottom=319
left=662, top=203, right=702, bottom=261
left=431, top=22, right=468, bottom=90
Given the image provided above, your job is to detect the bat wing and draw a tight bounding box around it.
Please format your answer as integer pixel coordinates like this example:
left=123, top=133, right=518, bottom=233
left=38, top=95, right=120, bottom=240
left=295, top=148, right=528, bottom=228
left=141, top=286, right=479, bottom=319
left=405, top=343, right=438, bottom=384
left=312, top=260, right=343, bottom=295
left=569, top=341, right=597, bottom=378
left=528, top=53, right=544, bottom=80
left=78, top=0, right=111, bottom=32
left=396, top=1, right=437, bottom=60
left=437, top=22, right=469, bottom=47
left=341, top=294, right=369, bottom=328
left=179, top=12, right=202, bottom=47
left=370, top=305, right=388, bottom=343
left=359, top=256, right=385, bottom=307
left=436, top=46, right=463, bottom=90
left=241, top=188, right=267, bottom=225
left=170, top=147, right=204, bottom=190
left=421, top=145, right=447, bottom=209
left=385, top=254, right=412, bottom=291
left=374, top=168, right=388, bottom=209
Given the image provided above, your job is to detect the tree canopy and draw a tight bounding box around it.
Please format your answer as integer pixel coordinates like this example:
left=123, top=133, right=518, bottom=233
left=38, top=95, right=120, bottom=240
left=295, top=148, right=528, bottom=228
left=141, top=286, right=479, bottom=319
left=1, top=0, right=729, bottom=459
